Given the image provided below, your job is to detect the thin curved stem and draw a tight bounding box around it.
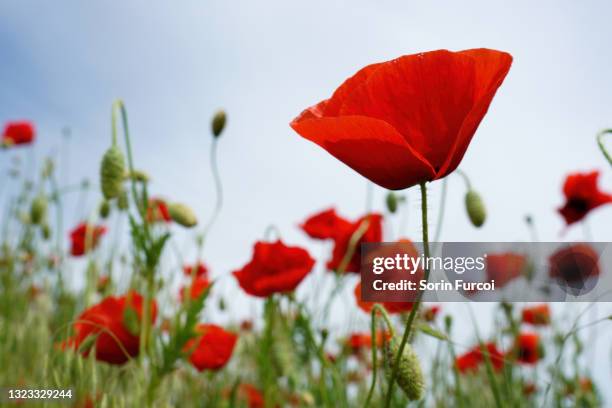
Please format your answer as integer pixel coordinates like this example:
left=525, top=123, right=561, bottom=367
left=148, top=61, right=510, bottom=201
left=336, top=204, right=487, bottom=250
left=597, top=129, right=612, bottom=167
left=364, top=304, right=396, bottom=408
left=455, top=169, right=472, bottom=190
left=202, top=138, right=223, bottom=243
left=433, top=178, right=447, bottom=244
left=384, top=182, right=430, bottom=407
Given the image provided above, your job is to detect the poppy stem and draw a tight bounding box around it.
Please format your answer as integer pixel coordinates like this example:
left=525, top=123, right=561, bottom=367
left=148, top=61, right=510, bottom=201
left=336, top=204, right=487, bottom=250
left=596, top=129, right=612, bottom=167
left=201, top=137, right=223, bottom=248
left=455, top=169, right=472, bottom=191
left=383, top=182, right=430, bottom=407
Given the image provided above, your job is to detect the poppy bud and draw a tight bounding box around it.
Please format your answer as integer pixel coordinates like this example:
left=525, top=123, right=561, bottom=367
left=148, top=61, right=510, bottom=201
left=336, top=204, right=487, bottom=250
left=41, top=223, right=51, bottom=240
left=465, top=190, right=486, bottom=227
left=211, top=110, right=227, bottom=138
left=117, top=190, right=129, bottom=211
left=99, top=200, right=111, bottom=219
left=168, top=202, right=198, bottom=228
left=30, top=195, right=47, bottom=225
left=386, top=192, right=398, bottom=213
left=100, top=145, right=126, bottom=200
left=385, top=338, right=425, bottom=401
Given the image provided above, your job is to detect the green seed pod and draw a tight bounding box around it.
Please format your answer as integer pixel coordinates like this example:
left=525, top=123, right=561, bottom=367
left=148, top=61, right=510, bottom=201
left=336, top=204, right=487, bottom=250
left=168, top=202, right=198, bottom=228
left=385, top=338, right=425, bottom=401
left=386, top=192, right=398, bottom=213
left=117, top=190, right=129, bottom=211
left=465, top=190, right=486, bottom=227
left=30, top=195, right=48, bottom=225
left=99, top=200, right=111, bottom=219
left=100, top=145, right=126, bottom=200
left=41, top=223, right=51, bottom=240
left=211, top=110, right=227, bottom=138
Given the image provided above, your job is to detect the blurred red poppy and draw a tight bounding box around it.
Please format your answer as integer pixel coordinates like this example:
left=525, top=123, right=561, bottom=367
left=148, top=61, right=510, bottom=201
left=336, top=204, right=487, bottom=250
left=485, top=252, right=528, bottom=288
left=353, top=281, right=413, bottom=314
left=147, top=198, right=171, bottom=223
left=302, top=208, right=382, bottom=273
left=455, top=342, right=504, bottom=373
left=347, top=331, right=389, bottom=353
left=233, top=240, right=315, bottom=297
left=180, top=276, right=211, bottom=302
left=63, top=291, right=157, bottom=365
left=238, top=384, right=264, bottom=408
left=69, top=223, right=107, bottom=256
left=184, top=324, right=237, bottom=371
left=558, top=171, right=612, bottom=225
left=183, top=262, right=209, bottom=278
left=291, top=49, right=512, bottom=190
left=549, top=244, right=600, bottom=284
left=2, top=121, right=35, bottom=146
left=422, top=305, right=441, bottom=322
left=522, top=304, right=551, bottom=326
left=514, top=332, right=542, bottom=365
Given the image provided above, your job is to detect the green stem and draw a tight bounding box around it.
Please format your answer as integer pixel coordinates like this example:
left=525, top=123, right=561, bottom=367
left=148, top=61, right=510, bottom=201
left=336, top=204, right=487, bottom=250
left=455, top=169, right=472, bottom=190
left=383, top=182, right=430, bottom=407
left=597, top=129, right=612, bottom=167
left=364, top=305, right=395, bottom=408
left=202, top=138, right=223, bottom=244
left=433, top=178, right=447, bottom=243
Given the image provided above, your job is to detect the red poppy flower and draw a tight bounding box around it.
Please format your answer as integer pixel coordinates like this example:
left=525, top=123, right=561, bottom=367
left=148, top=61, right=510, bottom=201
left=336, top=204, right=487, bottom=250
left=183, top=262, right=209, bottom=278
left=513, top=332, right=542, bottom=365
left=300, top=208, right=351, bottom=239
left=485, top=252, right=528, bottom=288
left=69, top=223, right=107, bottom=256
left=302, top=208, right=382, bottom=273
left=353, top=281, right=413, bottom=314
left=347, top=331, right=389, bottom=353
left=184, top=324, right=237, bottom=371
left=63, top=291, right=157, bottom=365
left=233, top=240, right=315, bottom=297
left=290, top=49, right=512, bottom=190
left=238, top=384, right=264, bottom=408
left=522, top=304, right=551, bottom=326
left=455, top=343, right=504, bottom=373
left=146, top=198, right=171, bottom=223
left=549, top=244, right=600, bottom=284
left=180, top=276, right=211, bottom=302
left=2, top=121, right=35, bottom=146
left=558, top=171, right=612, bottom=225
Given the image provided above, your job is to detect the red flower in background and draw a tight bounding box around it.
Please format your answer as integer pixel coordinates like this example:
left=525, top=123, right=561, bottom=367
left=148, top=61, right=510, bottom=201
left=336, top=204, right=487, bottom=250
left=2, top=121, right=35, bottom=146
left=353, top=281, right=413, bottom=314
left=184, top=324, right=237, bottom=371
left=485, top=252, right=528, bottom=288
left=180, top=276, right=211, bottom=302
left=514, top=332, right=542, bottom=365
left=455, top=343, right=504, bottom=373
left=522, top=304, right=551, bottom=326
left=233, top=240, right=315, bottom=297
left=69, top=223, right=107, bottom=256
left=183, top=262, right=209, bottom=278
left=558, top=171, right=612, bottom=225
left=63, top=291, right=157, bottom=365
left=422, top=305, right=441, bottom=322
left=147, top=198, right=171, bottom=223
left=347, top=331, right=389, bottom=353
left=549, top=244, right=600, bottom=284
left=290, top=49, right=512, bottom=190
left=237, top=384, right=264, bottom=408
left=302, top=208, right=382, bottom=273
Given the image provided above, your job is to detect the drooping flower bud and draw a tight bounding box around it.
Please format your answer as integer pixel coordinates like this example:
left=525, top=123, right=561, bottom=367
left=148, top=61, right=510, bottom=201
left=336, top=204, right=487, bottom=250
left=99, top=200, right=111, bottom=219
left=117, top=190, right=129, bottom=211
left=385, top=337, right=425, bottom=401
left=100, top=145, right=126, bottom=200
left=30, top=194, right=48, bottom=225
left=386, top=192, right=398, bottom=213
left=211, top=110, right=227, bottom=138
left=465, top=190, right=486, bottom=227
left=168, top=202, right=198, bottom=228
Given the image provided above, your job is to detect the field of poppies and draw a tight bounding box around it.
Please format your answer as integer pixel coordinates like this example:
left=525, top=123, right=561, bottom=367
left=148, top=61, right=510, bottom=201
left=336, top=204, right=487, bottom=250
left=1, top=48, right=611, bottom=407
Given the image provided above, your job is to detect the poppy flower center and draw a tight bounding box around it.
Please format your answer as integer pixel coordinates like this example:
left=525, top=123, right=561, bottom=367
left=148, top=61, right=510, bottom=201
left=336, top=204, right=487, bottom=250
left=566, top=198, right=589, bottom=214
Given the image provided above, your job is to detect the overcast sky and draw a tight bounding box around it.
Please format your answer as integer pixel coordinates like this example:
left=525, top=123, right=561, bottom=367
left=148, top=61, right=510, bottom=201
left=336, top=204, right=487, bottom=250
left=1, top=0, right=611, bottom=400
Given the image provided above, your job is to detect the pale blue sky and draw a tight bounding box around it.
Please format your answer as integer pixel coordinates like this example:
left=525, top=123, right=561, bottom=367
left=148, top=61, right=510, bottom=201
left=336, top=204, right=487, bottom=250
left=2, top=0, right=611, bottom=401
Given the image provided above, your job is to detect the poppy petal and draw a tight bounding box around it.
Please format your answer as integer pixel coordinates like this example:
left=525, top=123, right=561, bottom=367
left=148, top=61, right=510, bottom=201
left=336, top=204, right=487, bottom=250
left=291, top=115, right=435, bottom=190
